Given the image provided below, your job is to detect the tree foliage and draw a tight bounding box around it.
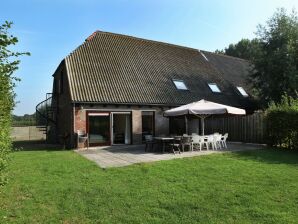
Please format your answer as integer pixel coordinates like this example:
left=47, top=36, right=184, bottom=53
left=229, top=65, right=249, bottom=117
left=12, top=113, right=36, bottom=126
left=217, top=8, right=298, bottom=107
left=251, top=8, right=298, bottom=106
left=0, top=21, right=29, bottom=185
left=215, top=38, right=261, bottom=60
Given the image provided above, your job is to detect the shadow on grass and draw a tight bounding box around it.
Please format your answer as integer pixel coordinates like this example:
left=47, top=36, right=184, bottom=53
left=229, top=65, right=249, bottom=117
left=13, top=140, right=65, bottom=152
left=230, top=148, right=298, bottom=165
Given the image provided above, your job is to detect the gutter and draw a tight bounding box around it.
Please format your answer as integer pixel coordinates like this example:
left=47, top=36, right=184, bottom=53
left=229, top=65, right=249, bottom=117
left=71, top=101, right=183, bottom=108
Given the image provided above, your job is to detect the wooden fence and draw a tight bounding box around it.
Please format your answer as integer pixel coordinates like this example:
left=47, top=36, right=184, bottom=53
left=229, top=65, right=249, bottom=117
left=205, top=112, right=266, bottom=143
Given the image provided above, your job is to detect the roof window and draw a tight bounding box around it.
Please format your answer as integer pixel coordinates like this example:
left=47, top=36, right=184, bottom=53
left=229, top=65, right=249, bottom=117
left=200, top=52, right=209, bottom=61
left=173, top=79, right=188, bottom=90
left=208, top=83, right=221, bottom=93
left=237, top=86, right=248, bottom=97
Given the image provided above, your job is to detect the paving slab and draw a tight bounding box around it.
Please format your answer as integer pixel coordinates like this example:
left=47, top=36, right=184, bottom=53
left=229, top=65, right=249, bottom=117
left=75, top=142, right=266, bottom=168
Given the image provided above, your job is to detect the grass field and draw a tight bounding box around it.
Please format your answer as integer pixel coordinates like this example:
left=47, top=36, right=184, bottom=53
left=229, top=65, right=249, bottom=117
left=1, top=147, right=298, bottom=223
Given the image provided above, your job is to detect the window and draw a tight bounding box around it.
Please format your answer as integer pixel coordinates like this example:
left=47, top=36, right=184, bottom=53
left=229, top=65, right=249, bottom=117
left=237, top=86, right=248, bottom=97
left=208, top=83, right=221, bottom=93
left=173, top=79, right=188, bottom=90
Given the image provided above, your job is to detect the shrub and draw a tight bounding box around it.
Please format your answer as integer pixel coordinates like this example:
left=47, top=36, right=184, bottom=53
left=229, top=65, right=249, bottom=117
left=0, top=21, right=29, bottom=185
left=265, top=96, right=298, bottom=149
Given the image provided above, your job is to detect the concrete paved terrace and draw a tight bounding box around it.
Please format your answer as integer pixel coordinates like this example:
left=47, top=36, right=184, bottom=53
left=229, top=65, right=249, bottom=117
left=75, top=142, right=265, bottom=168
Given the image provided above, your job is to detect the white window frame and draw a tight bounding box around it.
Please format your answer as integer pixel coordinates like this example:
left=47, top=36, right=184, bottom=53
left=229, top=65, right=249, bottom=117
left=173, top=79, right=188, bottom=90
left=237, top=86, right=249, bottom=97
left=208, top=83, right=221, bottom=93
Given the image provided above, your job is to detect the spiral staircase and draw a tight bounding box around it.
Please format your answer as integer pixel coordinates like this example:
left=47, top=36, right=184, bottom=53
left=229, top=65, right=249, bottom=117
left=35, top=93, right=56, bottom=142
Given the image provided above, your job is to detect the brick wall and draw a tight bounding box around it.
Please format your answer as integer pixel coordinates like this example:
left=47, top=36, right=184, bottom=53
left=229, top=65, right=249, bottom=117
left=132, top=110, right=142, bottom=144
left=74, top=107, right=86, bottom=133
left=72, top=106, right=169, bottom=148
left=155, top=109, right=169, bottom=136
left=51, top=63, right=73, bottom=147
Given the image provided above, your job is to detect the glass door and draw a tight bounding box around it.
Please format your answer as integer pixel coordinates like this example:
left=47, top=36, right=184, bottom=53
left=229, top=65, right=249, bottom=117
left=87, top=112, right=110, bottom=146
left=112, top=112, right=131, bottom=145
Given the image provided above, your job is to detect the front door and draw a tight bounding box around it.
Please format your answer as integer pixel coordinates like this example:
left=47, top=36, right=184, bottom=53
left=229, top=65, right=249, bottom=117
left=87, top=112, right=110, bottom=146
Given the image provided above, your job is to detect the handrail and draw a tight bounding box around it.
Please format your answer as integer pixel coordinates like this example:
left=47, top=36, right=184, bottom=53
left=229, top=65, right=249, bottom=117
left=35, top=94, right=56, bottom=126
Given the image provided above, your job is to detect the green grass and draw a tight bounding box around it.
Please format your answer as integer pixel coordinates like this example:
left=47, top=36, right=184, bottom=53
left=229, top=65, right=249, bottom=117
left=1, top=148, right=298, bottom=223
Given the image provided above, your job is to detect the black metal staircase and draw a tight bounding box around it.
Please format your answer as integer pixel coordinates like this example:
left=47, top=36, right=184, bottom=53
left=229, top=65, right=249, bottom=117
left=36, top=93, right=56, bottom=142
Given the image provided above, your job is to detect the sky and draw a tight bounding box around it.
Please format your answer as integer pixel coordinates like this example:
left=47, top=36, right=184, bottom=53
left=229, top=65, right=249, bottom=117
left=1, top=0, right=297, bottom=115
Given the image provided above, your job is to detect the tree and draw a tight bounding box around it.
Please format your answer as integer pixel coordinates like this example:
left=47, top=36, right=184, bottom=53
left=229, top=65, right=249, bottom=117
left=250, top=8, right=298, bottom=106
left=217, top=8, right=298, bottom=107
left=215, top=38, right=261, bottom=60
left=12, top=113, right=36, bottom=126
left=0, top=21, right=29, bottom=185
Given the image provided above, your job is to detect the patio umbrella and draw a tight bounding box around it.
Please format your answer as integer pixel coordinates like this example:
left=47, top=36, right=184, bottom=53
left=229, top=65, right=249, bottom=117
left=164, top=99, right=246, bottom=135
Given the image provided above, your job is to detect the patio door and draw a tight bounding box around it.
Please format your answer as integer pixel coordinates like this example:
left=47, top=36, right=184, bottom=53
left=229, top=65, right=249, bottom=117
left=111, top=112, right=131, bottom=145
left=87, top=112, right=110, bottom=146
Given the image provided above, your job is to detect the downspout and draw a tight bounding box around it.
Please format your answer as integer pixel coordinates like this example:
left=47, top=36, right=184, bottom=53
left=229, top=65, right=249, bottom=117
left=73, top=102, right=76, bottom=148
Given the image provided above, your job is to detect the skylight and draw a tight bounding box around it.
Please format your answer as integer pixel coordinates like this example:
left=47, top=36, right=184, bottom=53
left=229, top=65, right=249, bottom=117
left=237, top=86, right=248, bottom=97
left=200, top=52, right=209, bottom=61
left=173, top=80, right=188, bottom=90
left=208, top=83, right=221, bottom=93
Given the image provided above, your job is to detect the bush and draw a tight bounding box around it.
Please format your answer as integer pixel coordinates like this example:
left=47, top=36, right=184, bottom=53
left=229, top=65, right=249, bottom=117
left=265, top=96, right=298, bottom=149
left=0, top=21, right=29, bottom=185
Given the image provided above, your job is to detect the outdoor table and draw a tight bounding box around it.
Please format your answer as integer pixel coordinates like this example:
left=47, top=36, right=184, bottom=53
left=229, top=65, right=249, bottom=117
left=154, top=137, right=174, bottom=153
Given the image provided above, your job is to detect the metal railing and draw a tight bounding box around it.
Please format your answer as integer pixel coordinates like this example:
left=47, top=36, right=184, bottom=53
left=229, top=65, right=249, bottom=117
left=36, top=93, right=55, bottom=125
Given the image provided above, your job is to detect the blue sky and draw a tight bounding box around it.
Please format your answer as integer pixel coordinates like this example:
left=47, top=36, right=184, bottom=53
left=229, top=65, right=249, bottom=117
left=1, top=0, right=297, bottom=115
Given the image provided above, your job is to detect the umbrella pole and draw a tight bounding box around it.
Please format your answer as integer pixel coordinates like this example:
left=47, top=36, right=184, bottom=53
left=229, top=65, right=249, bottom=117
left=185, top=115, right=188, bottom=135
left=201, top=117, right=205, bottom=135
left=194, top=115, right=209, bottom=136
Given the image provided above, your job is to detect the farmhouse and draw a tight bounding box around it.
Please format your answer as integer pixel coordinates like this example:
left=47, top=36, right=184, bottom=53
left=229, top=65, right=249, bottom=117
left=36, top=31, right=257, bottom=148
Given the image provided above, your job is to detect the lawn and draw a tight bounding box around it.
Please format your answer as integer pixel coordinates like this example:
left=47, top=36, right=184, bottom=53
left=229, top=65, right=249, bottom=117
left=1, top=147, right=298, bottom=224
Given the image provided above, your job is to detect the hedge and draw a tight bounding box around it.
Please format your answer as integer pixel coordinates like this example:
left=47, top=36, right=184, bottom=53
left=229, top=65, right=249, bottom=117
left=0, top=73, right=13, bottom=185
left=265, top=96, right=298, bottom=149
left=0, top=21, right=29, bottom=185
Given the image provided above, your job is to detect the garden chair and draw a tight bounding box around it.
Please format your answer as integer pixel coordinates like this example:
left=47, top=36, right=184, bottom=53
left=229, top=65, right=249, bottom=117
left=144, top=135, right=156, bottom=152
left=77, top=130, right=89, bottom=149
left=192, top=135, right=203, bottom=151
left=220, top=133, right=228, bottom=149
left=181, top=136, right=193, bottom=152
left=169, top=136, right=181, bottom=154
left=203, top=135, right=216, bottom=150
left=213, top=133, right=222, bottom=150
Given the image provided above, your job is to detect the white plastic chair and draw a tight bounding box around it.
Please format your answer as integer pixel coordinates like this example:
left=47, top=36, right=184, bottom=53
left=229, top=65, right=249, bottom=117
left=220, top=133, right=228, bottom=149
left=181, top=136, right=193, bottom=152
left=213, top=133, right=222, bottom=150
left=77, top=130, right=89, bottom=149
left=192, top=135, right=203, bottom=151
left=203, top=135, right=216, bottom=150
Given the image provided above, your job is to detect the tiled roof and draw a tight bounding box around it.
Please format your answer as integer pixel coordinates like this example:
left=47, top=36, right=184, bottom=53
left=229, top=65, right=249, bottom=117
left=64, top=31, right=256, bottom=110
left=202, top=50, right=252, bottom=90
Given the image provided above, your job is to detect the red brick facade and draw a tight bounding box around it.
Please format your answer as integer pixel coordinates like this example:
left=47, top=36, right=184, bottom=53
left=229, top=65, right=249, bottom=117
left=73, top=106, right=169, bottom=148
left=74, top=107, right=86, bottom=133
